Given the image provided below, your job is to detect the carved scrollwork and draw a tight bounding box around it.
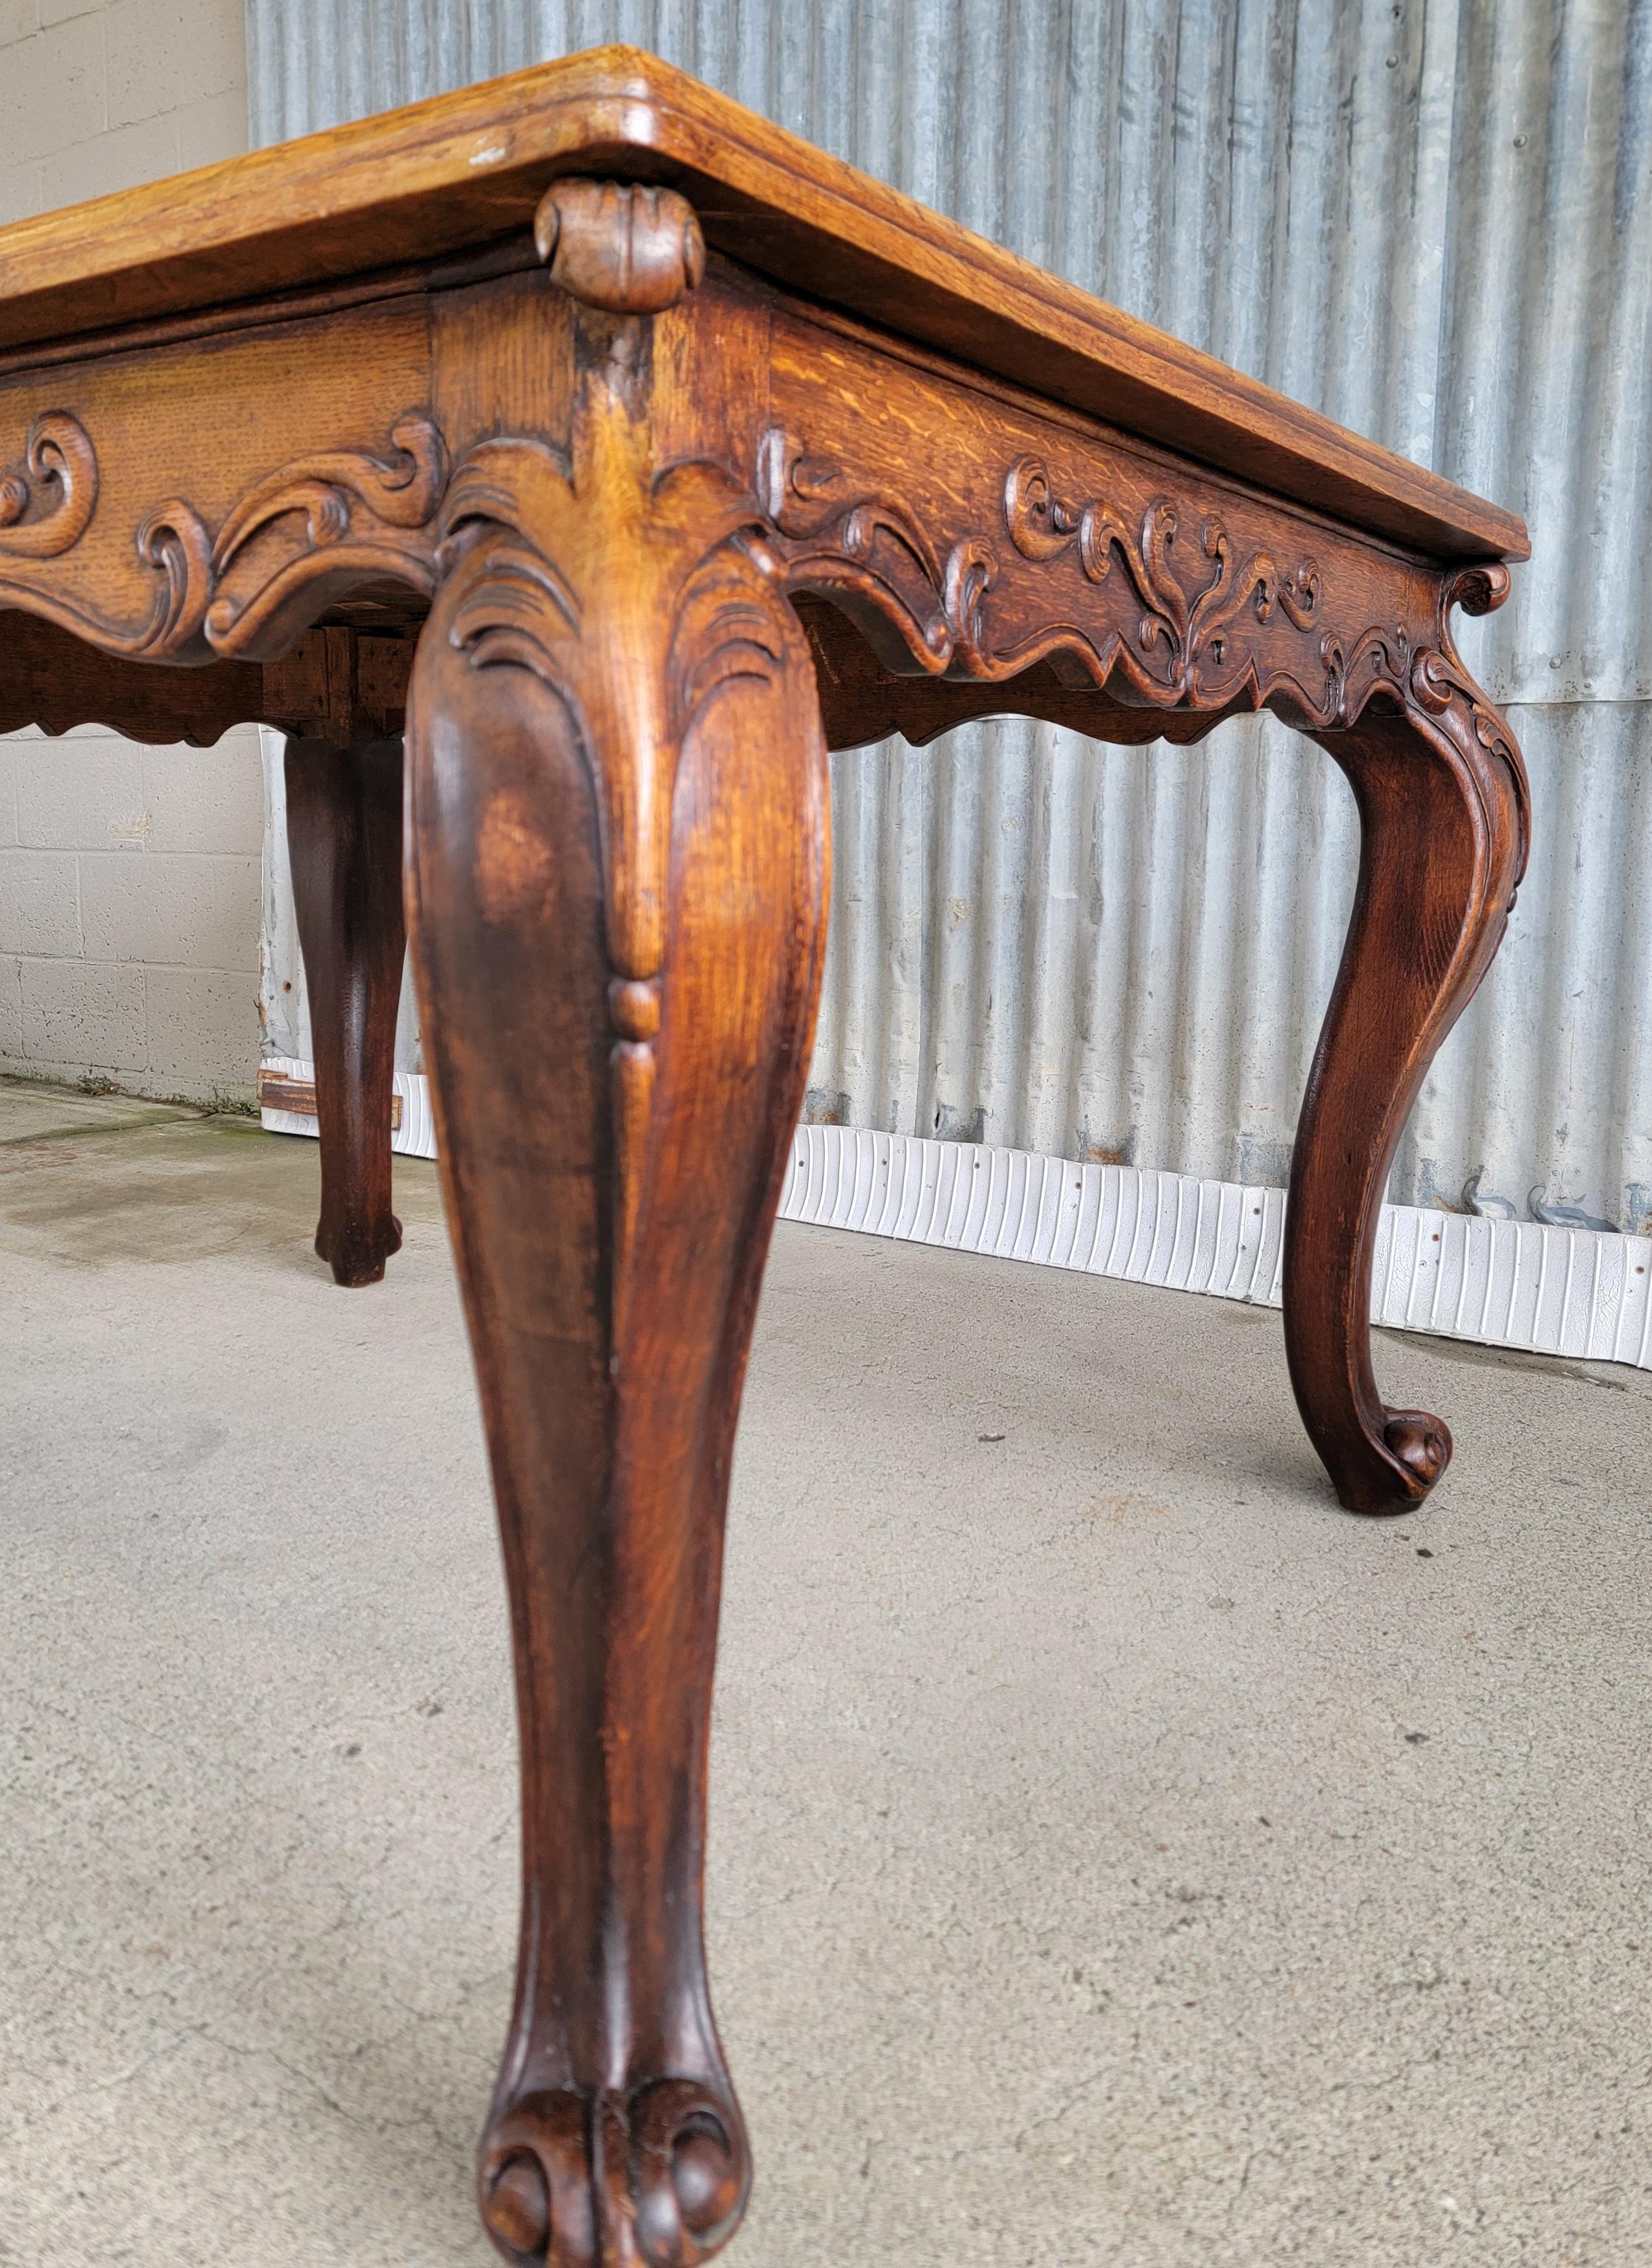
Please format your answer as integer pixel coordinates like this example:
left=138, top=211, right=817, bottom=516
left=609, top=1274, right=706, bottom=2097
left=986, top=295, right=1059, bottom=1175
left=758, top=428, right=1334, bottom=704
left=0, top=420, right=213, bottom=656
left=756, top=425, right=954, bottom=665
left=1420, top=560, right=1529, bottom=873
left=1301, top=564, right=1527, bottom=884
left=1319, top=572, right=1519, bottom=747
left=0, top=409, right=444, bottom=662
left=1002, top=454, right=1322, bottom=689
left=757, top=429, right=1523, bottom=851
left=1420, top=562, right=1520, bottom=758
left=0, top=412, right=98, bottom=558
left=127, top=501, right=215, bottom=653
left=479, top=2081, right=748, bottom=2268
left=202, top=412, right=446, bottom=654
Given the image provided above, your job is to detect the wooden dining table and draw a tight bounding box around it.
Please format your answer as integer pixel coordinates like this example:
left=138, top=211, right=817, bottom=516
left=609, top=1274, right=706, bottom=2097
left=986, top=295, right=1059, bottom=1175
left=0, top=45, right=1529, bottom=2265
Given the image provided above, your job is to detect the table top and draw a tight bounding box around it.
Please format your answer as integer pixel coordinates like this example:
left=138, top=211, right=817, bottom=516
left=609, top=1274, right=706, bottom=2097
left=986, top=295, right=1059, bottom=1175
left=0, top=43, right=1525, bottom=565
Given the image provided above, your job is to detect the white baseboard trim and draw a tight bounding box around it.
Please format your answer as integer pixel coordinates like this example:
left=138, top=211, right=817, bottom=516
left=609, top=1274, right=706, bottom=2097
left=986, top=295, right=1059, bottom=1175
left=261, top=1060, right=1652, bottom=1370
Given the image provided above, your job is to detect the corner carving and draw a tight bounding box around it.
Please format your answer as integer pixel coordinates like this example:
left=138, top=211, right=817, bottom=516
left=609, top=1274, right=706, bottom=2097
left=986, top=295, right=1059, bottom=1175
left=534, top=180, right=706, bottom=313
left=434, top=331, right=788, bottom=1348
left=1416, top=562, right=1519, bottom=766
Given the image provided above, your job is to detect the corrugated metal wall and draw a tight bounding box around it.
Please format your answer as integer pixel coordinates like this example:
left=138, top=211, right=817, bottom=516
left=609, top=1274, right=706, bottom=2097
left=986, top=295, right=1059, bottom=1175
left=250, top=0, right=1652, bottom=1230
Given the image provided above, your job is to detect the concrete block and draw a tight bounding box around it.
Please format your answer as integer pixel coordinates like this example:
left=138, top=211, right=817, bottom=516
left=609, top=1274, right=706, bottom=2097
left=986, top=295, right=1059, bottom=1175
left=141, top=731, right=263, bottom=854
left=76, top=851, right=188, bottom=965
left=78, top=848, right=256, bottom=968
left=14, top=734, right=145, bottom=848
left=0, top=154, right=43, bottom=224
left=0, top=0, right=252, bottom=1111
left=173, top=82, right=245, bottom=171
left=104, top=0, right=243, bottom=130
left=0, top=848, right=80, bottom=955
left=208, top=855, right=261, bottom=973
left=145, top=962, right=258, bottom=1095
left=0, top=953, right=20, bottom=1057
left=0, top=736, right=19, bottom=844
left=19, top=954, right=147, bottom=1071
left=3, top=15, right=105, bottom=166
left=40, top=107, right=176, bottom=206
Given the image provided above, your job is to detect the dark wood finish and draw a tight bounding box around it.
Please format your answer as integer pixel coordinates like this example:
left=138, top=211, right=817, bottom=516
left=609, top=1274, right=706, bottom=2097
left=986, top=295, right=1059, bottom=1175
left=1288, top=577, right=1527, bottom=1512
left=0, top=608, right=413, bottom=746
left=405, top=229, right=828, bottom=2260
left=0, top=53, right=1532, bottom=2262
left=284, top=734, right=407, bottom=1287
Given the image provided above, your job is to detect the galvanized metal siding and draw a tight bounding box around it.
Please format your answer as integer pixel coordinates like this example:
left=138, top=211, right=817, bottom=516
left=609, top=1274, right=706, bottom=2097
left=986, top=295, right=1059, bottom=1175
left=249, top=0, right=1652, bottom=1228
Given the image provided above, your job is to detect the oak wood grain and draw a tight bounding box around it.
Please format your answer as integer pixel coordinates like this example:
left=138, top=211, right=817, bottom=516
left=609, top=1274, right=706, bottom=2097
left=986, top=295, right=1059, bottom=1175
left=0, top=46, right=1524, bottom=560
left=405, top=259, right=828, bottom=2264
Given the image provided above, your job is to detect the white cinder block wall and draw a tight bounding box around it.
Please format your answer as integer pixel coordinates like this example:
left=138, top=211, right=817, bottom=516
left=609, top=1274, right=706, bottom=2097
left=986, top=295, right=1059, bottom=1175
left=0, top=0, right=260, bottom=1104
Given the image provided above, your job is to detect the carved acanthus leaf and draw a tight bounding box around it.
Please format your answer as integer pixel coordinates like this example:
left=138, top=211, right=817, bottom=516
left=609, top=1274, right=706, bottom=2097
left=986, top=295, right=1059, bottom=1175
left=437, top=381, right=793, bottom=1354
left=440, top=405, right=773, bottom=986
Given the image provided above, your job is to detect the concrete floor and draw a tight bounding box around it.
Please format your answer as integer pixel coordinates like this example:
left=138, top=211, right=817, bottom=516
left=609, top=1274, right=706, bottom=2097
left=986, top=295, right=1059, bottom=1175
left=0, top=1077, right=1648, bottom=2267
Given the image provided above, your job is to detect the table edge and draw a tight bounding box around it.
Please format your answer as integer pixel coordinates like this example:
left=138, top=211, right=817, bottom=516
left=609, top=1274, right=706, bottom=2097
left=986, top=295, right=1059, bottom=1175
left=0, top=45, right=1529, bottom=566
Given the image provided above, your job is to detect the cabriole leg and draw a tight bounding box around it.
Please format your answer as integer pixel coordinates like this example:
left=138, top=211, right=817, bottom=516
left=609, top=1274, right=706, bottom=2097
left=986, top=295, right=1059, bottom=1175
left=404, top=345, right=830, bottom=2264
left=283, top=734, right=406, bottom=1288
left=1286, top=696, right=1525, bottom=1514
